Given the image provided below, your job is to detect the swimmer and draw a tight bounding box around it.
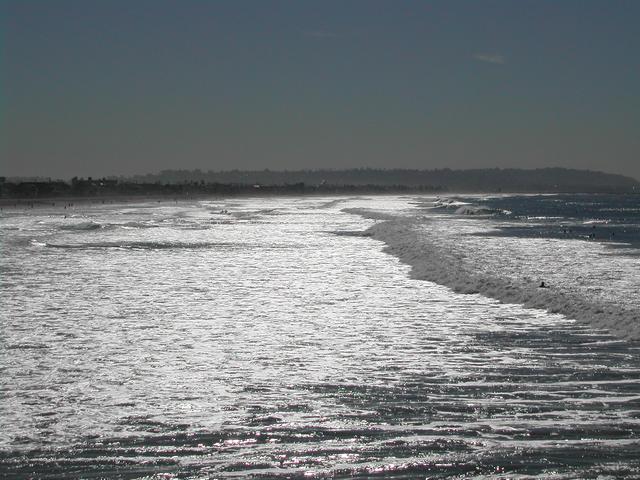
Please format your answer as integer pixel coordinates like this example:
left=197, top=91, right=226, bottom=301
left=539, top=281, right=549, bottom=288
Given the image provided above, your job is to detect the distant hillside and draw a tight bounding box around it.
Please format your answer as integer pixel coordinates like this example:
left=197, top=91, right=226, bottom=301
left=128, top=168, right=639, bottom=193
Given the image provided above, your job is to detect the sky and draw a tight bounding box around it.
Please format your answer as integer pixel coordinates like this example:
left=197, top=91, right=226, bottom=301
left=2, top=0, right=639, bottom=180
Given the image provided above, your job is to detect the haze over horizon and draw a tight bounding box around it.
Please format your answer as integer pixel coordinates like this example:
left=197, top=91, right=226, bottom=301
left=2, top=1, right=639, bottom=180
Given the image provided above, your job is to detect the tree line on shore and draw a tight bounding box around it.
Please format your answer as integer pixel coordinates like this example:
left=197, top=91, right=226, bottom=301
left=1, top=167, right=637, bottom=199
left=0, top=177, right=443, bottom=199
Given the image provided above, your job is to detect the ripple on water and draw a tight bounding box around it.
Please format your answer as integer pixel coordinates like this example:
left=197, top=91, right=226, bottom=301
left=1, top=196, right=639, bottom=478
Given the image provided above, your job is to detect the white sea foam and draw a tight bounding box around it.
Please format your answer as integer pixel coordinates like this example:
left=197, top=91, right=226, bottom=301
left=454, top=205, right=498, bottom=215
left=345, top=207, right=640, bottom=340
left=431, top=197, right=511, bottom=216
left=433, top=198, right=470, bottom=208
left=3, top=196, right=640, bottom=478
left=120, top=221, right=160, bottom=229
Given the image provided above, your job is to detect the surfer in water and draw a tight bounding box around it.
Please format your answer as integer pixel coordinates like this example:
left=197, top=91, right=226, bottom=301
left=539, top=281, right=549, bottom=288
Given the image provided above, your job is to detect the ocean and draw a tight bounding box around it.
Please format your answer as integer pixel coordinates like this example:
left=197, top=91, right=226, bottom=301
left=1, top=194, right=639, bottom=478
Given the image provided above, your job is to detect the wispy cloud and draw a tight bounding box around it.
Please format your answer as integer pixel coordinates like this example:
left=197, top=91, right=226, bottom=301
left=473, top=53, right=506, bottom=65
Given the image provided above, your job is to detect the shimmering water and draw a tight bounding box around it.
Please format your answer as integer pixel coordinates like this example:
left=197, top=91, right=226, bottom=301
left=1, top=195, right=639, bottom=479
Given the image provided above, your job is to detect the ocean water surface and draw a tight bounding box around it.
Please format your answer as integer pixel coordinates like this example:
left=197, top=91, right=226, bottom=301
left=1, top=194, right=639, bottom=479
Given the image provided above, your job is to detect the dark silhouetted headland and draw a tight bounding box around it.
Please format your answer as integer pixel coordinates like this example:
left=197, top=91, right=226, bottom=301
left=129, top=167, right=639, bottom=192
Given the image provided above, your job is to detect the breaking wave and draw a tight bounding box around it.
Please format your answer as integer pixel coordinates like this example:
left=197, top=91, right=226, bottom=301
left=454, top=205, right=508, bottom=215
left=345, top=208, right=640, bottom=340
left=119, top=221, right=160, bottom=229
left=431, top=197, right=511, bottom=216
left=59, top=221, right=103, bottom=231
left=43, top=241, right=247, bottom=250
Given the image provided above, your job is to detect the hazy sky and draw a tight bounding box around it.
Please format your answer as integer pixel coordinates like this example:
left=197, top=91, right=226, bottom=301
left=2, top=0, right=639, bottom=180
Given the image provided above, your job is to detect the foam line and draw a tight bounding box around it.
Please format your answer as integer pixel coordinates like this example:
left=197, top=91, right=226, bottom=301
left=344, top=208, right=639, bottom=340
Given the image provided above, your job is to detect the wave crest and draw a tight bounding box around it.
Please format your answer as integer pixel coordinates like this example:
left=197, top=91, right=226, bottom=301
left=59, top=221, right=102, bottom=231
left=44, top=241, right=242, bottom=250
left=351, top=211, right=639, bottom=340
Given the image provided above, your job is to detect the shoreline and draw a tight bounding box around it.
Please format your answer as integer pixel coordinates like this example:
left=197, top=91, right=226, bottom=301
left=0, top=189, right=440, bottom=210
left=2, top=188, right=638, bottom=210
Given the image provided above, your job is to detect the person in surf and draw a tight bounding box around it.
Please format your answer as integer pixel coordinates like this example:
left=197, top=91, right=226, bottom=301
left=539, top=281, right=549, bottom=288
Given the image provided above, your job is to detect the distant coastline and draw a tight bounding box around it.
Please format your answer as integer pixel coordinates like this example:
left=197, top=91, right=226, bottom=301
left=0, top=182, right=441, bottom=207
left=1, top=168, right=637, bottom=202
